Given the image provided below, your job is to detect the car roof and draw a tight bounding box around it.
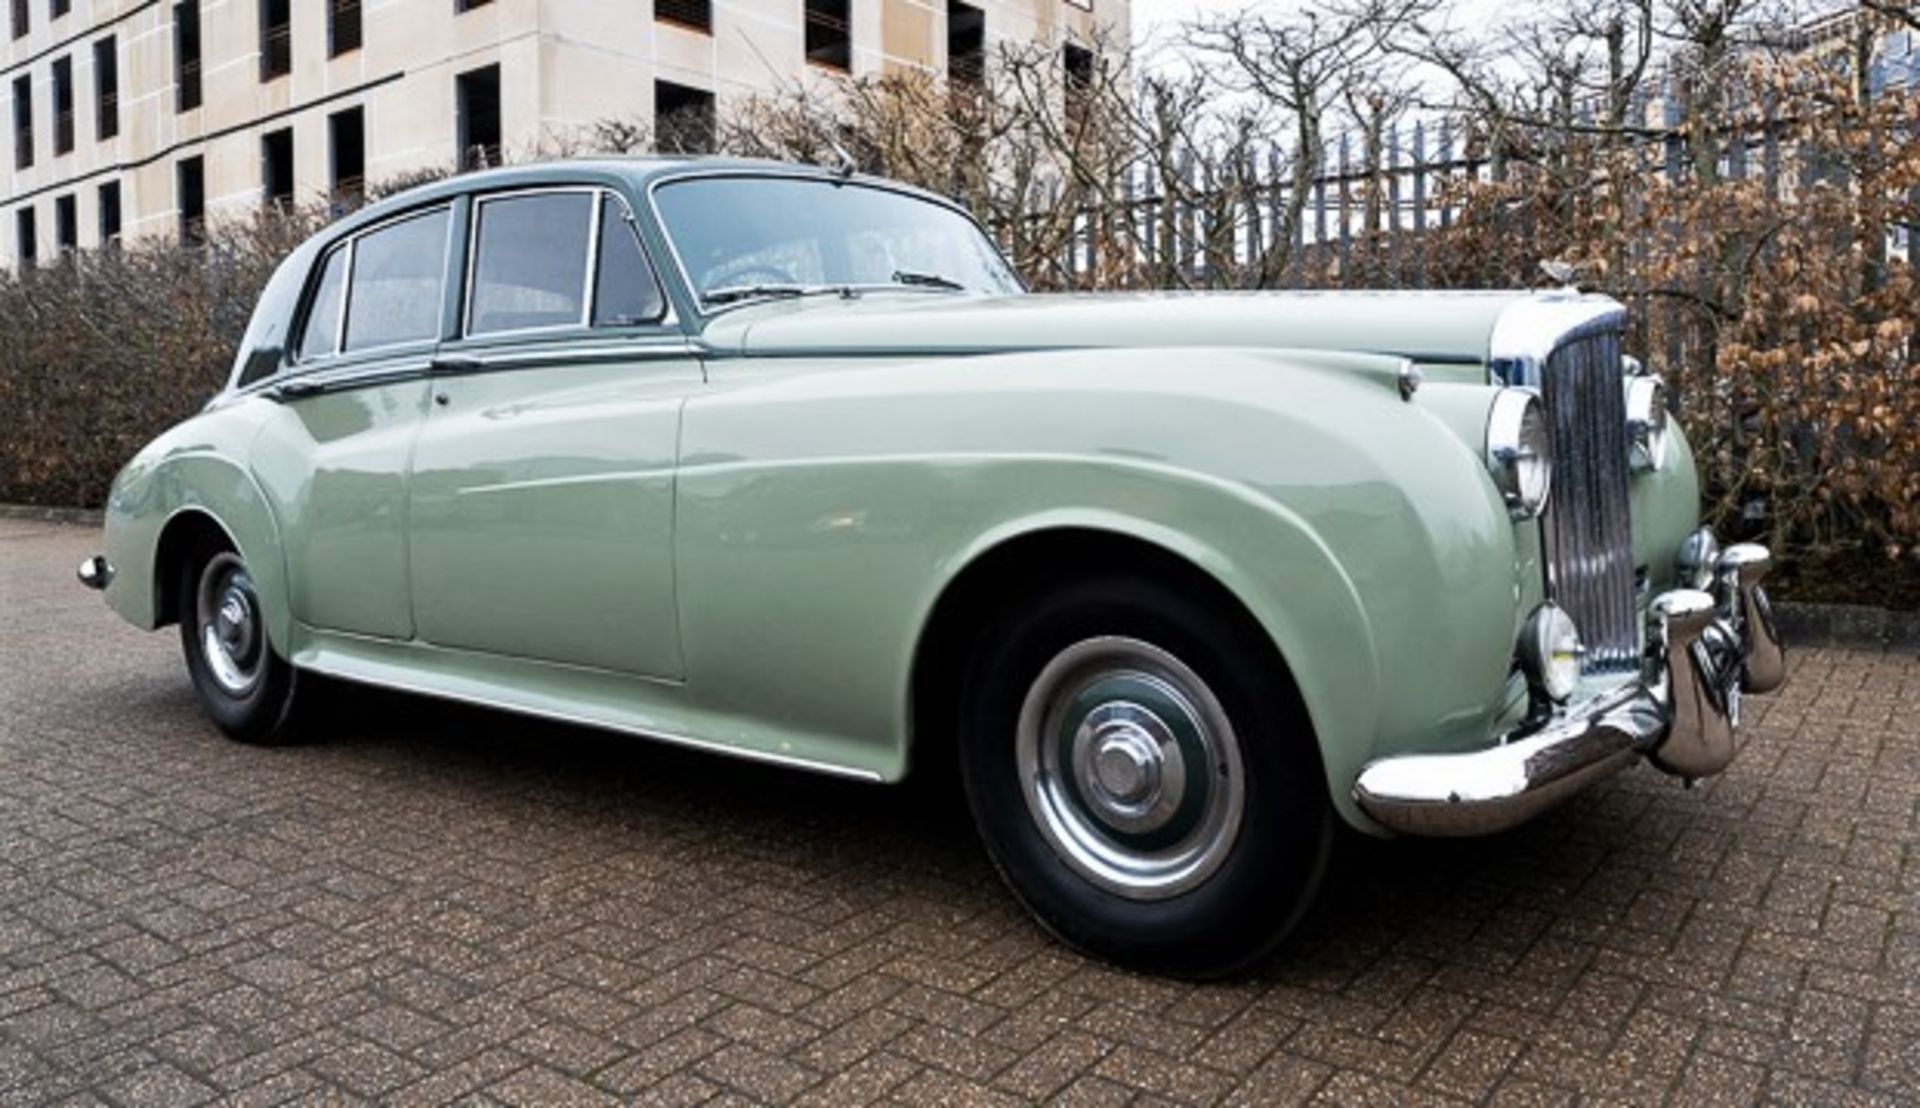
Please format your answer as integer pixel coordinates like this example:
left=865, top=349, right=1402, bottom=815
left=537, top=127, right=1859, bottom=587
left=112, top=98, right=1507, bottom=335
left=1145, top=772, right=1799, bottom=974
left=322, top=155, right=965, bottom=242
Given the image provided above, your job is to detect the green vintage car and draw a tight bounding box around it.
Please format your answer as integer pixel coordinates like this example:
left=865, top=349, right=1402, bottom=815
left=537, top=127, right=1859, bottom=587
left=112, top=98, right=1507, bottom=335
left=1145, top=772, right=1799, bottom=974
left=81, top=159, right=1785, bottom=977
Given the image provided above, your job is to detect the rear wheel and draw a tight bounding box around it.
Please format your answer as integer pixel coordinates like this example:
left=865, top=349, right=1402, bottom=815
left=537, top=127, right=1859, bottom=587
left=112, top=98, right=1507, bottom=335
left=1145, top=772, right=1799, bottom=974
left=179, top=547, right=306, bottom=745
left=959, top=575, right=1333, bottom=978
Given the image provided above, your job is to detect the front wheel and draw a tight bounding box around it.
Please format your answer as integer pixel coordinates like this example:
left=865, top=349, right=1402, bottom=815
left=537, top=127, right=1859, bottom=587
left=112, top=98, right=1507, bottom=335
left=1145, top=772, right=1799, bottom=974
left=959, top=576, right=1333, bottom=978
left=179, top=547, right=307, bottom=745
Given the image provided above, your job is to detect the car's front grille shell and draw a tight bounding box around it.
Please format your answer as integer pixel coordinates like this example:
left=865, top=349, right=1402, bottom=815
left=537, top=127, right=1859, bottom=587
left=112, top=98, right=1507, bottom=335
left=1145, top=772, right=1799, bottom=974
left=1539, top=326, right=1639, bottom=675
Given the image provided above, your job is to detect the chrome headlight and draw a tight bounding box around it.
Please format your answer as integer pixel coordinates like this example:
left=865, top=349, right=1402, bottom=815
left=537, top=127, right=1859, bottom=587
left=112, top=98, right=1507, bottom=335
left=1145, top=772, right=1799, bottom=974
left=1625, top=375, right=1670, bottom=473
left=1486, top=388, right=1552, bottom=519
left=1519, top=602, right=1584, bottom=703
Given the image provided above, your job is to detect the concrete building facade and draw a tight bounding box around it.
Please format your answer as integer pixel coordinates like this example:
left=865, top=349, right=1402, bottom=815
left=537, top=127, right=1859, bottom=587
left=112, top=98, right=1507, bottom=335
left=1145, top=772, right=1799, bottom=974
left=1, top=0, right=1127, bottom=269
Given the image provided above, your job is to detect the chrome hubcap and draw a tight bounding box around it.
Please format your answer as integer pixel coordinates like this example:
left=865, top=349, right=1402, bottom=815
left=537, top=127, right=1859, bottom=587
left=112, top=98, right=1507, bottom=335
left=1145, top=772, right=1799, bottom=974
left=1016, top=637, right=1245, bottom=901
left=197, top=554, right=264, bottom=697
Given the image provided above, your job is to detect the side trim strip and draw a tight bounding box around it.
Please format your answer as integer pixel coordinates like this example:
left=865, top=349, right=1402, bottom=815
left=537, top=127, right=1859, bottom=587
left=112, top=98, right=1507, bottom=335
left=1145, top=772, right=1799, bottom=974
left=297, top=655, right=887, bottom=784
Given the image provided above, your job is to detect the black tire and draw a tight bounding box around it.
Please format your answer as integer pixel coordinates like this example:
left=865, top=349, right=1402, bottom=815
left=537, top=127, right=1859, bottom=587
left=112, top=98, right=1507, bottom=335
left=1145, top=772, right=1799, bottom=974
left=959, top=573, right=1334, bottom=978
left=178, top=544, right=307, bottom=746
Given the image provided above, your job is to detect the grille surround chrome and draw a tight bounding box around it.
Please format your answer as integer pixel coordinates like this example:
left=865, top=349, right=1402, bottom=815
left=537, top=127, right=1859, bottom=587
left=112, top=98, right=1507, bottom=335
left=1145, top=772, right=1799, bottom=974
left=1489, top=297, right=1639, bottom=677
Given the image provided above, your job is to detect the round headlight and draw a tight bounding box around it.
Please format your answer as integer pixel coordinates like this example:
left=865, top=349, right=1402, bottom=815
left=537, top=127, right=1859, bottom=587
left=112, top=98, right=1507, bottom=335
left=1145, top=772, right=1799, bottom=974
left=1625, top=375, right=1670, bottom=473
left=1520, top=602, right=1585, bottom=703
left=1486, top=388, right=1552, bottom=519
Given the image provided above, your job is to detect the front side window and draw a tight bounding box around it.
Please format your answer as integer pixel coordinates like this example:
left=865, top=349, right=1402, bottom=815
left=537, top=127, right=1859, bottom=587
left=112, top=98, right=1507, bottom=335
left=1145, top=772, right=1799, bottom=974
left=344, top=208, right=449, bottom=352
left=465, top=189, right=667, bottom=337
left=469, top=192, right=592, bottom=335
left=653, top=176, right=1021, bottom=308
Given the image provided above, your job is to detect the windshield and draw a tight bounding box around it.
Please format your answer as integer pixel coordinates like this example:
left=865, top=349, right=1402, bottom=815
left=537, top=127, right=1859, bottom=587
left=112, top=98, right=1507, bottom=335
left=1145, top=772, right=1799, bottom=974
left=652, top=175, right=1024, bottom=307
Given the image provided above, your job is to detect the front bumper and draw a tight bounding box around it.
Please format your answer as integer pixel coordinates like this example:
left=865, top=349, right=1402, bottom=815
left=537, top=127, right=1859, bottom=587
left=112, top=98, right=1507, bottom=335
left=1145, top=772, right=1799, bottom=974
left=1354, top=537, right=1786, bottom=837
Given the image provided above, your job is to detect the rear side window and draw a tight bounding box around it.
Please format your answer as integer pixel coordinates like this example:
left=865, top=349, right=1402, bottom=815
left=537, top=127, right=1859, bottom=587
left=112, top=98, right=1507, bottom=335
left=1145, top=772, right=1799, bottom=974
left=343, top=208, right=451, bottom=353
left=593, top=194, right=666, bottom=326
left=297, top=247, right=348, bottom=361
left=469, top=192, right=594, bottom=335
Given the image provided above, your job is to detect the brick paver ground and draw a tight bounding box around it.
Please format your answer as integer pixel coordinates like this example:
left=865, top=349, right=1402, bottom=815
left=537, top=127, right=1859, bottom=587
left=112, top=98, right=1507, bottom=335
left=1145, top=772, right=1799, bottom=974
left=2, top=518, right=1916, bottom=1105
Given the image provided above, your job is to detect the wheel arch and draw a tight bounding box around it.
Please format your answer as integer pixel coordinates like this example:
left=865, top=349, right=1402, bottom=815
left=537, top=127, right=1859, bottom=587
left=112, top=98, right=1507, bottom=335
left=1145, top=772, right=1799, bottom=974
left=152, top=508, right=243, bottom=628
left=104, top=446, right=293, bottom=654
left=907, top=515, right=1383, bottom=828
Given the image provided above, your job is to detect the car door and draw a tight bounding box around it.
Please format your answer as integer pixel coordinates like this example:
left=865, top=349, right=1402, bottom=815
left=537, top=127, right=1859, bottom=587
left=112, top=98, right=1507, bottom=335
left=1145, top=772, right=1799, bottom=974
left=405, top=186, right=698, bottom=680
left=250, top=203, right=455, bottom=640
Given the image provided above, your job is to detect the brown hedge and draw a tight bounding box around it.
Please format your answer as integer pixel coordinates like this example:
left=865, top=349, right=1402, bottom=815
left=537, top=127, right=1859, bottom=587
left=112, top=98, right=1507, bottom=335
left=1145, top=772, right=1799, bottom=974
left=0, top=213, right=321, bottom=509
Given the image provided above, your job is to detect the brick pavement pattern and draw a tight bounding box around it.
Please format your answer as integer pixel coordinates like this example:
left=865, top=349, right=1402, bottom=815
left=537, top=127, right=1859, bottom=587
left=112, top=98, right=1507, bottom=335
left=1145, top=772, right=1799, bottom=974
left=2, top=519, right=1916, bottom=1105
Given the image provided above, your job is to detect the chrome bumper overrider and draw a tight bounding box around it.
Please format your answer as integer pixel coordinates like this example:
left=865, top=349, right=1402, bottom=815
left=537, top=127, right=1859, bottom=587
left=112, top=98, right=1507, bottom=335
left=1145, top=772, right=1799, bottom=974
left=1355, top=538, right=1786, bottom=837
left=77, top=555, right=114, bottom=591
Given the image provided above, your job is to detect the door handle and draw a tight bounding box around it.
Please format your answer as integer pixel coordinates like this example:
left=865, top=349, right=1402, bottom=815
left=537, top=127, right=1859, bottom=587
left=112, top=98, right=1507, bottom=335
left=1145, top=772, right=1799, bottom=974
left=428, top=355, right=485, bottom=376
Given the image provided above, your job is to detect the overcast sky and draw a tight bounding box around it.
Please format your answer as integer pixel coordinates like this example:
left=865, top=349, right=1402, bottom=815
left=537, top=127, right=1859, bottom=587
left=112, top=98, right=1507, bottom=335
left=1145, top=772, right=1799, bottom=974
left=1127, top=0, right=1508, bottom=53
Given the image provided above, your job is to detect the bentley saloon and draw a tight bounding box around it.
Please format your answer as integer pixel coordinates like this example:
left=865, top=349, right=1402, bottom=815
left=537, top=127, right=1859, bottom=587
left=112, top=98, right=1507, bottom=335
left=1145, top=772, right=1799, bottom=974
left=80, top=158, right=1785, bottom=977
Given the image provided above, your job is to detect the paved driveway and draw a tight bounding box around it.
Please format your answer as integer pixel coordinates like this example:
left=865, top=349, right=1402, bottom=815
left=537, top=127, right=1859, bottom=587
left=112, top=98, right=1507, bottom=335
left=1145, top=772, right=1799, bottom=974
left=2, top=520, right=1915, bottom=1105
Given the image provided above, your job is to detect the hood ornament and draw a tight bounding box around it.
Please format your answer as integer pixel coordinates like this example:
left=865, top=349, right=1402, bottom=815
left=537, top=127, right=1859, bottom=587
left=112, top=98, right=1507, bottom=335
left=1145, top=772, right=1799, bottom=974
left=1539, top=260, right=1583, bottom=291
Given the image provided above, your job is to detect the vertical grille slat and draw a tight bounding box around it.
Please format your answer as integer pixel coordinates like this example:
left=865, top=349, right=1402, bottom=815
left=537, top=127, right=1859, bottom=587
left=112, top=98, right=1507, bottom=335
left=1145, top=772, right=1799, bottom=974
left=1540, top=328, right=1638, bottom=675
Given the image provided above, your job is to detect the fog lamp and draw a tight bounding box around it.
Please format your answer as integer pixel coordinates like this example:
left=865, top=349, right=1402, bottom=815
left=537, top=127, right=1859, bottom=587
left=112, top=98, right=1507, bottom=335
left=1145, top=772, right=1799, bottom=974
left=1519, top=602, right=1585, bottom=704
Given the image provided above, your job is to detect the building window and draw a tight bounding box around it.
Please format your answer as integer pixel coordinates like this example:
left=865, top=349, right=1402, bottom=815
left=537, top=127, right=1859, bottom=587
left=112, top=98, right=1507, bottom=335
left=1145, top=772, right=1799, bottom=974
left=11, top=74, right=31, bottom=169
left=53, top=193, right=75, bottom=258
left=51, top=55, right=71, bottom=155
left=175, top=3, right=202, bottom=111
left=98, top=180, right=121, bottom=244
left=262, top=127, right=294, bottom=209
left=1063, top=41, right=1094, bottom=116
left=456, top=64, right=501, bottom=170
left=805, top=0, right=851, bottom=71
left=947, top=1, right=984, bottom=87
left=656, top=0, right=710, bottom=33
left=178, top=155, right=205, bottom=244
left=654, top=80, right=713, bottom=154
left=329, top=0, right=361, bottom=56
left=330, top=106, right=365, bottom=203
left=454, top=0, right=492, bottom=11
left=94, top=36, right=117, bottom=140
left=10, top=0, right=26, bottom=41
left=260, top=0, right=291, bottom=81
left=16, top=207, right=36, bottom=268
left=51, top=0, right=68, bottom=18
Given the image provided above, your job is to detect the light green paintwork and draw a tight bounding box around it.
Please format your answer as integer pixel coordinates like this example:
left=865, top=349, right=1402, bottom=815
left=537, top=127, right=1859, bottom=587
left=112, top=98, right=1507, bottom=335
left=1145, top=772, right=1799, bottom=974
left=98, top=159, right=1705, bottom=836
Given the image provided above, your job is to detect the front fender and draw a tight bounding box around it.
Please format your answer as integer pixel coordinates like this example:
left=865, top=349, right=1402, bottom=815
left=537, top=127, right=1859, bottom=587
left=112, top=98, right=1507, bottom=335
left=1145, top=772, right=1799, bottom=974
left=681, top=346, right=1522, bottom=823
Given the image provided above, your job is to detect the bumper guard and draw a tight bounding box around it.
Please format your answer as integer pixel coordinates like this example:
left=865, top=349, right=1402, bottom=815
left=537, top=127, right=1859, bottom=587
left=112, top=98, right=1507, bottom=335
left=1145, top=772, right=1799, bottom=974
left=1354, top=538, right=1786, bottom=837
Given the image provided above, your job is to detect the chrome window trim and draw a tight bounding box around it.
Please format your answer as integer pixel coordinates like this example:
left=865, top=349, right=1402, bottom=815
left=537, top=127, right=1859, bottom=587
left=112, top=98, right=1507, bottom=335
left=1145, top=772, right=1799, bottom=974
left=230, top=337, right=707, bottom=403
left=463, top=185, right=598, bottom=339
left=459, top=184, right=675, bottom=340
left=289, top=202, right=455, bottom=365
left=643, top=167, right=1025, bottom=319
left=331, top=240, right=353, bottom=358
left=582, top=188, right=605, bottom=325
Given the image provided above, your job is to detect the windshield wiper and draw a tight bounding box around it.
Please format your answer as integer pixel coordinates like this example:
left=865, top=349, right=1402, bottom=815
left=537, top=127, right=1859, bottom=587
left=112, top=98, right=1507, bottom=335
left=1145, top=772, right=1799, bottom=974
left=700, top=283, right=818, bottom=306
left=889, top=270, right=967, bottom=292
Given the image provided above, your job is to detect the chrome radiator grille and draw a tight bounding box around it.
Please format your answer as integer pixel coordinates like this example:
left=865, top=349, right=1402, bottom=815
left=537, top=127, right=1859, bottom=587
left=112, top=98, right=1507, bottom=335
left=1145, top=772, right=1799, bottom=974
left=1540, top=327, right=1639, bottom=674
